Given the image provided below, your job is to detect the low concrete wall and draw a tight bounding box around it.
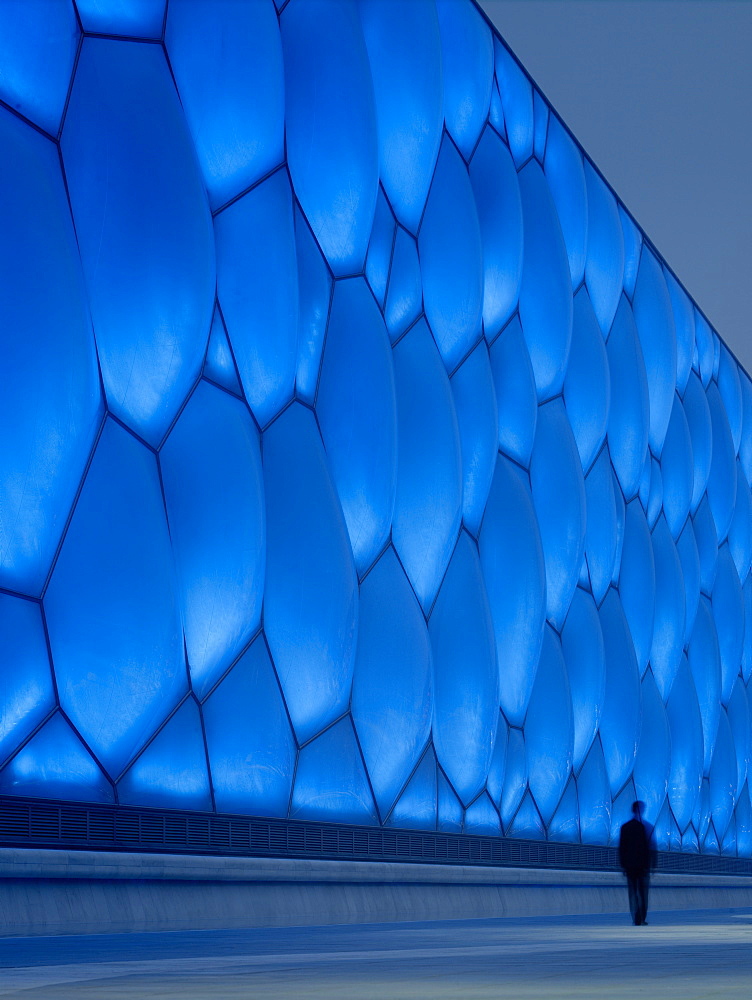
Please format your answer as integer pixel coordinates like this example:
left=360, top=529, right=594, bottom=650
left=2, top=848, right=752, bottom=937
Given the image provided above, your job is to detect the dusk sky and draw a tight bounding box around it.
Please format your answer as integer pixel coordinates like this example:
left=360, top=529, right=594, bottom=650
left=479, top=0, right=752, bottom=376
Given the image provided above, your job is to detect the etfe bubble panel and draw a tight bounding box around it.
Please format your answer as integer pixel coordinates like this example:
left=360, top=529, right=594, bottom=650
left=0, top=0, right=750, bottom=858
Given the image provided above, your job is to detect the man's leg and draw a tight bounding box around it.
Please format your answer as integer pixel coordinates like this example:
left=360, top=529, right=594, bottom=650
left=626, top=873, right=639, bottom=924
left=639, top=874, right=650, bottom=924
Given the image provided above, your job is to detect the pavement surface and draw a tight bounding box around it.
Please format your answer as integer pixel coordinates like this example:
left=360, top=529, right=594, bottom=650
left=0, top=909, right=751, bottom=999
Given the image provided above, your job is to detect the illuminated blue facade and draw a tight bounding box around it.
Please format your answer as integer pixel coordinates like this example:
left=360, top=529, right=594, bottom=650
left=0, top=0, right=751, bottom=857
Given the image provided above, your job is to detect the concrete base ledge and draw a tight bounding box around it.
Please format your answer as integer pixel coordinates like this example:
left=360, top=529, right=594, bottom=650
left=2, top=849, right=752, bottom=937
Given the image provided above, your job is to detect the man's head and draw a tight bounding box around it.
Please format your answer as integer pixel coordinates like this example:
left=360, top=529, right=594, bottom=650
left=632, top=800, right=644, bottom=819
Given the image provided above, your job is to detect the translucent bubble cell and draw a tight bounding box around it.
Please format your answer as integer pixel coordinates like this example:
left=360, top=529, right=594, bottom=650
left=524, top=627, right=573, bottom=825
left=419, top=136, right=483, bottom=372
left=45, top=420, right=186, bottom=778
left=564, top=289, right=611, bottom=475
left=360, top=0, right=442, bottom=234
left=203, top=638, right=295, bottom=818
left=215, top=168, right=298, bottom=428
left=583, top=161, right=624, bottom=337
left=479, top=456, right=546, bottom=727
left=518, top=160, right=573, bottom=400
left=632, top=247, right=677, bottom=457
left=606, top=296, right=650, bottom=500
left=1, top=0, right=750, bottom=861
left=0, top=108, right=102, bottom=595
left=530, top=399, right=586, bottom=629
left=392, top=320, right=462, bottom=611
left=62, top=38, right=215, bottom=447
left=561, top=589, right=606, bottom=771
left=118, top=699, right=212, bottom=811
left=469, top=127, right=523, bottom=339
left=0, top=0, right=78, bottom=135
left=352, top=549, right=432, bottom=819
left=436, top=0, right=493, bottom=160
left=281, top=0, right=377, bottom=276
left=544, top=114, right=587, bottom=288
left=0, top=595, right=56, bottom=763
left=291, top=717, right=378, bottom=826
left=317, top=278, right=397, bottom=574
left=430, top=533, right=499, bottom=806
left=166, top=0, right=285, bottom=212
left=160, top=381, right=265, bottom=699
left=494, top=38, right=533, bottom=166
left=262, top=404, right=358, bottom=745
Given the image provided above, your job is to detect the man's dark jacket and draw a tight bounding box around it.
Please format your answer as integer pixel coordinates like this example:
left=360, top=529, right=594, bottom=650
left=618, top=818, right=651, bottom=874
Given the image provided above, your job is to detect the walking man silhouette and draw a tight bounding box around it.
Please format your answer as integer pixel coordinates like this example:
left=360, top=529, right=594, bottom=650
left=618, top=800, right=654, bottom=925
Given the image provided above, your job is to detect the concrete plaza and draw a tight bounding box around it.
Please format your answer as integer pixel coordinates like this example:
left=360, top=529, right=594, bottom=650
left=1, top=908, right=751, bottom=999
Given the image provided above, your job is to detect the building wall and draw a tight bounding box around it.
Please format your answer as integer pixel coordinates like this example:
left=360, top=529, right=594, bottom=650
left=0, top=0, right=750, bottom=857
